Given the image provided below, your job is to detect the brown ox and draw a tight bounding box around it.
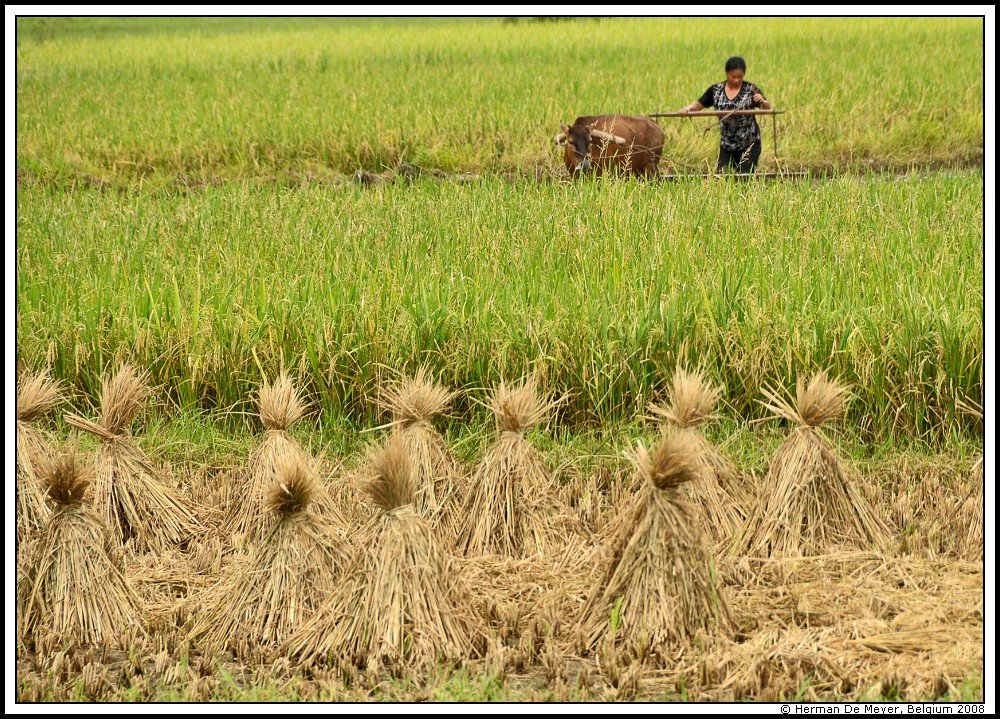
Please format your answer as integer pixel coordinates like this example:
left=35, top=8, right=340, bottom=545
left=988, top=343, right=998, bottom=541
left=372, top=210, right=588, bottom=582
left=554, top=115, right=664, bottom=177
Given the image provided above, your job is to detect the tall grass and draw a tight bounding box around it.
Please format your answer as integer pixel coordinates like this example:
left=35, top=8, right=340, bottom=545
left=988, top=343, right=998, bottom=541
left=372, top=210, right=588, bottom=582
left=17, top=173, right=982, bottom=442
left=16, top=17, right=982, bottom=182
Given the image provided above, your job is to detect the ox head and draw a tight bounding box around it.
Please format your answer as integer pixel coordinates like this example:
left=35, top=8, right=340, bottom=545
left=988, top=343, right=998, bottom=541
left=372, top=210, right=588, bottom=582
left=554, top=121, right=628, bottom=174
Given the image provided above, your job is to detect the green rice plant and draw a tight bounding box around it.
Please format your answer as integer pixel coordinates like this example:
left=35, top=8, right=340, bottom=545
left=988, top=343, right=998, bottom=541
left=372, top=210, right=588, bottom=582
left=17, top=173, right=982, bottom=442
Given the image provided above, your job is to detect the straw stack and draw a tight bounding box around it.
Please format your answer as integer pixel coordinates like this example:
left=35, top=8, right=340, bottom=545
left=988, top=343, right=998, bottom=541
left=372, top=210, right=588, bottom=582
left=648, top=367, right=744, bottom=543
left=375, top=367, right=462, bottom=522
left=64, top=364, right=198, bottom=553
left=226, top=372, right=344, bottom=542
left=191, top=453, right=350, bottom=658
left=956, top=397, right=983, bottom=560
left=739, top=372, right=891, bottom=559
left=19, top=448, right=144, bottom=648
left=963, top=458, right=983, bottom=560
left=454, top=377, right=573, bottom=557
left=579, top=431, right=732, bottom=657
left=16, top=369, right=64, bottom=542
left=285, top=436, right=485, bottom=672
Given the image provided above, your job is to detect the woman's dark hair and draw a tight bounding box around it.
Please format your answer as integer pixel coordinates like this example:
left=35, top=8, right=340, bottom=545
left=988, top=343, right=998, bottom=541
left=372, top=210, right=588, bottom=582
left=725, top=56, right=747, bottom=73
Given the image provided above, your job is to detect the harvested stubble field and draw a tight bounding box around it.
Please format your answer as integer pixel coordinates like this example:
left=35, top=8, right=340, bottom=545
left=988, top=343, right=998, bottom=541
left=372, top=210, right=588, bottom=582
left=15, top=399, right=985, bottom=702
left=14, top=16, right=984, bottom=704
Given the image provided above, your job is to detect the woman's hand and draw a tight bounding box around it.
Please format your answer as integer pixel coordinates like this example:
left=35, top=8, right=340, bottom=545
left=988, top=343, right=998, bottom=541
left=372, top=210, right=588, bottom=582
left=753, top=92, right=765, bottom=104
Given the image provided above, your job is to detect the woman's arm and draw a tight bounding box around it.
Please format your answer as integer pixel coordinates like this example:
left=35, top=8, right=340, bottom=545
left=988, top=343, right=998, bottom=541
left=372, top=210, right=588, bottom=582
left=676, top=100, right=705, bottom=115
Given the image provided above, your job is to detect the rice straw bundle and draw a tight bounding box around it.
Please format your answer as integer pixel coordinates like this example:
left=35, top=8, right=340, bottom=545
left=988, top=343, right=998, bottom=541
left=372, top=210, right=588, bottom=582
left=739, top=372, right=891, bottom=559
left=226, top=372, right=344, bottom=541
left=16, top=369, right=64, bottom=541
left=578, top=432, right=732, bottom=657
left=963, top=458, right=983, bottom=560
left=375, top=367, right=462, bottom=521
left=191, top=453, right=349, bottom=658
left=648, top=367, right=744, bottom=542
left=454, top=377, right=572, bottom=557
left=956, top=397, right=983, bottom=560
left=285, top=436, right=485, bottom=672
left=64, top=364, right=198, bottom=553
left=19, top=448, right=144, bottom=648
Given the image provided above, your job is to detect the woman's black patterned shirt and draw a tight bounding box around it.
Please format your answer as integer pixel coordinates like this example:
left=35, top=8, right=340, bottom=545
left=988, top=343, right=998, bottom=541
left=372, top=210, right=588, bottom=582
left=698, top=82, right=764, bottom=151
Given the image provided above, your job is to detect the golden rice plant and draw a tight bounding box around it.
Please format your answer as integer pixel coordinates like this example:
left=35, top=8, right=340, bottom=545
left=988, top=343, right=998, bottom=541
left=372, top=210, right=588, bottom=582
left=454, top=376, right=575, bottom=557
left=64, top=364, right=198, bottom=553
left=19, top=448, right=144, bottom=648
left=578, top=431, right=732, bottom=658
left=226, top=372, right=344, bottom=541
left=738, top=372, right=891, bottom=559
left=285, top=436, right=486, bottom=672
left=190, top=452, right=350, bottom=658
left=375, top=366, right=463, bottom=522
left=16, top=369, right=64, bottom=543
left=648, top=367, right=745, bottom=543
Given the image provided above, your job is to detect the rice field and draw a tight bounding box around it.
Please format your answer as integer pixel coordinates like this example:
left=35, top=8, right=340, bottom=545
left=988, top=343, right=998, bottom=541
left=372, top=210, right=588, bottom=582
left=17, top=16, right=983, bottom=182
left=14, top=15, right=985, bottom=704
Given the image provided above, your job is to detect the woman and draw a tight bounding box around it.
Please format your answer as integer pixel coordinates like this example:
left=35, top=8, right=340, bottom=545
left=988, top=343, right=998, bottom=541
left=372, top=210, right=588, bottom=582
left=677, top=56, right=771, bottom=174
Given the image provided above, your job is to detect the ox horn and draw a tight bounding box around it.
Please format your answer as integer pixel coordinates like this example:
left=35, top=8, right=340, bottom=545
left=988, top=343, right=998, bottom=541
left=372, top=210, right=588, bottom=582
left=590, top=129, right=627, bottom=145
left=554, top=122, right=570, bottom=145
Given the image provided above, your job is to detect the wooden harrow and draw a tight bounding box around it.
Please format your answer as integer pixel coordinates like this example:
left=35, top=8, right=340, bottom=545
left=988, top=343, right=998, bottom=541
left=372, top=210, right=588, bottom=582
left=648, top=109, right=804, bottom=179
